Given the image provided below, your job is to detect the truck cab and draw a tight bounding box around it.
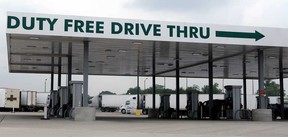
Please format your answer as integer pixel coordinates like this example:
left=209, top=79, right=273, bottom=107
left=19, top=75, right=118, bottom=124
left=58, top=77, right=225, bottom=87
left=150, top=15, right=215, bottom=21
left=120, top=96, right=137, bottom=114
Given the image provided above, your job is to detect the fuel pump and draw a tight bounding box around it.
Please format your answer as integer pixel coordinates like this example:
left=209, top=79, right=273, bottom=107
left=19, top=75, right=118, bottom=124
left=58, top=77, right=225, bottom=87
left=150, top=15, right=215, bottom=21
left=186, top=92, right=199, bottom=119
left=224, top=85, right=242, bottom=120
left=159, top=94, right=173, bottom=118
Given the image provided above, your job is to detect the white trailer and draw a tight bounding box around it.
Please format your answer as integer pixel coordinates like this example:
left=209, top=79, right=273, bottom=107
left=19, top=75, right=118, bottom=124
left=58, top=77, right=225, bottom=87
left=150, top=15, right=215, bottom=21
left=20, top=91, right=37, bottom=106
left=0, top=88, right=20, bottom=109
left=36, top=92, right=50, bottom=107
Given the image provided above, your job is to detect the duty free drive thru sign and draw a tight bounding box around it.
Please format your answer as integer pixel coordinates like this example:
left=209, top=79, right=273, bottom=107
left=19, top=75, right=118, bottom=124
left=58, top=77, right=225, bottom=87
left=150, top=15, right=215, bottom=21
left=6, top=12, right=288, bottom=47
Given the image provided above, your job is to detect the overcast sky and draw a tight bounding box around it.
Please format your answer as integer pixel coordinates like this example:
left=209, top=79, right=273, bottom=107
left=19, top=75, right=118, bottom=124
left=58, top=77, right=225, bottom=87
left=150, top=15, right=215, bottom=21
left=1, top=0, right=288, bottom=96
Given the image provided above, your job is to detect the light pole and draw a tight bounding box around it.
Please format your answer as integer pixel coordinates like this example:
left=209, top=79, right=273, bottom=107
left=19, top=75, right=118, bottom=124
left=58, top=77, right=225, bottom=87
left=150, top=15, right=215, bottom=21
left=44, top=79, right=47, bottom=92
left=144, top=78, right=148, bottom=91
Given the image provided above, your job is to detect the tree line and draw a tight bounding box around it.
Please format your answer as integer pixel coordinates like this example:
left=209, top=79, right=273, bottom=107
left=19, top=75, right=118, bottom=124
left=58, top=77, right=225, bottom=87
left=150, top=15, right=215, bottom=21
left=99, top=80, right=283, bottom=96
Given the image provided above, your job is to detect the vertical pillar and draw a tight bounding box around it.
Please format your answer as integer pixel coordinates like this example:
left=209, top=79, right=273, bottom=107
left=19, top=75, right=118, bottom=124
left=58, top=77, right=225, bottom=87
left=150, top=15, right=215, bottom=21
left=68, top=43, right=72, bottom=93
left=258, top=49, right=266, bottom=109
left=137, top=45, right=140, bottom=109
left=58, top=43, right=62, bottom=88
left=279, top=48, right=285, bottom=119
left=243, top=50, right=247, bottom=109
left=50, top=42, right=55, bottom=91
left=176, top=42, right=180, bottom=119
left=152, top=42, right=156, bottom=109
left=208, top=44, right=214, bottom=119
left=83, top=41, right=89, bottom=107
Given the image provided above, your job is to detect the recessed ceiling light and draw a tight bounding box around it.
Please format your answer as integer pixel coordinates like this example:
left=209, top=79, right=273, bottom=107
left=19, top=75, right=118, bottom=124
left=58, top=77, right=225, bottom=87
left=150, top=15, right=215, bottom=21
left=215, top=45, right=225, bottom=48
left=96, top=61, right=104, bottom=64
left=157, top=62, right=165, bottom=66
left=244, top=60, right=250, bottom=63
left=192, top=53, right=201, bottom=56
left=118, top=49, right=128, bottom=53
left=268, top=56, right=276, bottom=59
left=29, top=37, right=39, bottom=40
left=107, top=56, right=115, bottom=59
left=132, top=41, right=142, bottom=45
left=250, top=71, right=257, bottom=73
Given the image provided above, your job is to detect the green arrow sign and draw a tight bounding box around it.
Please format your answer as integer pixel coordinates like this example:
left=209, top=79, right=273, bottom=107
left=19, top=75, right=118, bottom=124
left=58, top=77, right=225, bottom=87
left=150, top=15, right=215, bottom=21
left=216, top=30, right=265, bottom=41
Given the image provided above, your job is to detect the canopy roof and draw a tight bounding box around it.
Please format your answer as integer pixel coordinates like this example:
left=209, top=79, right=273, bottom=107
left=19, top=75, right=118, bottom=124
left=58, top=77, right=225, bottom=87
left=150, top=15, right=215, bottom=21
left=6, top=12, right=288, bottom=79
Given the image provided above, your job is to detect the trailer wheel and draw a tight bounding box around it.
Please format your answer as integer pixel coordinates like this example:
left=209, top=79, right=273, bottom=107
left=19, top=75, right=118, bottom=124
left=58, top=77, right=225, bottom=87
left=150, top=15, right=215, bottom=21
left=100, top=107, right=106, bottom=112
left=121, top=109, right=126, bottom=114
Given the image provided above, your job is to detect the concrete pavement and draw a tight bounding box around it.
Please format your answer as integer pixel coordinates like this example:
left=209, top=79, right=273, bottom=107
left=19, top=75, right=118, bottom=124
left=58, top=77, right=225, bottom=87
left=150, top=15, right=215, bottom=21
left=0, top=112, right=287, bottom=137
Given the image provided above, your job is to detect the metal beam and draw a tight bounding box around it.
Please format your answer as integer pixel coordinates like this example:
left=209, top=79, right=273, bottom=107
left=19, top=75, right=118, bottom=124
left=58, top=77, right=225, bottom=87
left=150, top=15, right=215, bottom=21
left=258, top=49, right=266, bottom=109
left=152, top=42, right=156, bottom=109
left=83, top=41, right=89, bottom=107
left=10, top=63, right=58, bottom=66
left=208, top=44, right=214, bottom=119
left=176, top=42, right=180, bottom=119
left=279, top=47, right=285, bottom=119
left=11, top=52, right=69, bottom=57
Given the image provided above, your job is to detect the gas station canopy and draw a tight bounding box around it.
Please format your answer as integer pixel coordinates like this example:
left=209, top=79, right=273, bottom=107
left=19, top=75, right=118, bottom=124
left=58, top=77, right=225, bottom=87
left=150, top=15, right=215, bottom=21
left=6, top=12, right=288, bottom=79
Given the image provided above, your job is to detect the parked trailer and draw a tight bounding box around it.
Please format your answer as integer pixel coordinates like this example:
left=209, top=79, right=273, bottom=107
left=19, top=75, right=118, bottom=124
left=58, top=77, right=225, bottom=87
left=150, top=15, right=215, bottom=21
left=36, top=92, right=50, bottom=107
left=0, top=88, right=20, bottom=110
left=20, top=91, right=49, bottom=112
left=20, top=91, right=37, bottom=111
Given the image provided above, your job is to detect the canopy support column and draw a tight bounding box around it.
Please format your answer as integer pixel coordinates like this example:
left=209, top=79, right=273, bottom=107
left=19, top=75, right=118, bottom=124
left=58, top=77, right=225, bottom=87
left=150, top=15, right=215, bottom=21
left=67, top=43, right=72, bottom=93
left=279, top=48, right=285, bottom=119
left=152, top=42, right=156, bottom=109
left=243, top=49, right=247, bottom=109
left=258, top=49, right=266, bottom=109
left=175, top=42, right=180, bottom=119
left=83, top=41, right=89, bottom=107
left=58, top=42, right=62, bottom=88
left=208, top=44, right=214, bottom=119
left=50, top=42, right=55, bottom=91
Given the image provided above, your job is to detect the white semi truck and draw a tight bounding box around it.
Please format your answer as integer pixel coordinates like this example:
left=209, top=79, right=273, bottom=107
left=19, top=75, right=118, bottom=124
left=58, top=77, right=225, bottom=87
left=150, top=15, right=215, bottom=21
left=89, top=94, right=136, bottom=112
